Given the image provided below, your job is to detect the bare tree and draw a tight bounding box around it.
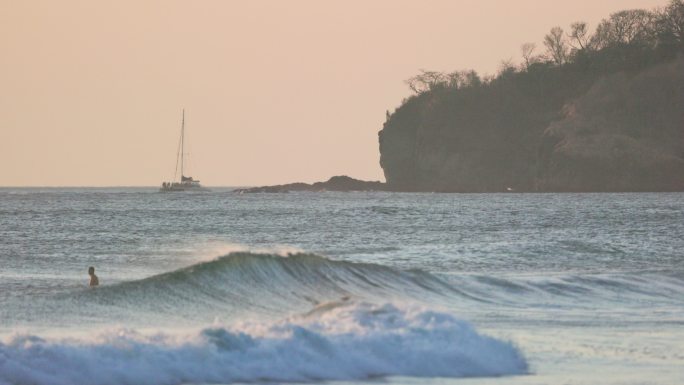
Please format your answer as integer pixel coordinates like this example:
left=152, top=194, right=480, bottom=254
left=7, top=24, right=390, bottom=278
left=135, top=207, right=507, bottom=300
left=445, top=70, right=482, bottom=88
left=405, top=70, right=448, bottom=94
left=591, top=9, right=656, bottom=49
left=521, top=42, right=537, bottom=70
left=568, top=22, right=591, bottom=50
left=656, top=0, right=684, bottom=46
left=544, top=26, right=569, bottom=65
left=446, top=71, right=464, bottom=89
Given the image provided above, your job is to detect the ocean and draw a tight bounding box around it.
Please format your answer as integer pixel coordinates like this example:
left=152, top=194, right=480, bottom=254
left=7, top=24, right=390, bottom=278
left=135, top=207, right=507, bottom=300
left=0, top=188, right=682, bottom=385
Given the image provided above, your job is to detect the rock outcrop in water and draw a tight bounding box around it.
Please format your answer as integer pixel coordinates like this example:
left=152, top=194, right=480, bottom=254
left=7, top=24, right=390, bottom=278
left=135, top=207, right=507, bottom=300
left=234, top=175, right=386, bottom=193
left=379, top=2, right=684, bottom=192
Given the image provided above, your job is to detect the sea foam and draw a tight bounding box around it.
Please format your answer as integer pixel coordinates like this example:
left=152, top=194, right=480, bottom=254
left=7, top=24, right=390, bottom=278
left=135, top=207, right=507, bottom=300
left=0, top=302, right=527, bottom=385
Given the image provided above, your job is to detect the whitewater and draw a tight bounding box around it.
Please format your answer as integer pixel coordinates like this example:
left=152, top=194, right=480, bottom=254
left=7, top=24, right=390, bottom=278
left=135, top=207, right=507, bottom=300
left=1, top=189, right=683, bottom=385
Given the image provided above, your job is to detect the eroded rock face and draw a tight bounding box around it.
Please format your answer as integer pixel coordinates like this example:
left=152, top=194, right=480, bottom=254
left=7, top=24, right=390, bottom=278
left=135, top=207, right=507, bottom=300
left=379, top=58, right=684, bottom=192
left=380, top=89, right=550, bottom=192
left=537, top=59, right=684, bottom=191
left=378, top=97, right=423, bottom=191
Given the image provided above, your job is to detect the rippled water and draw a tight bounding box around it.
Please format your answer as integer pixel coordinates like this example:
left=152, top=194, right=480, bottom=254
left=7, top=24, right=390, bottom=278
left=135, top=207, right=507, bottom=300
left=1, top=188, right=683, bottom=385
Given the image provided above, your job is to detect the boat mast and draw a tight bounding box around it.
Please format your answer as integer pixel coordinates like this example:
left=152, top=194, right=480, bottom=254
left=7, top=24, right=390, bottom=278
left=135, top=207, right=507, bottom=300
left=180, top=109, right=185, bottom=181
left=173, top=109, right=183, bottom=183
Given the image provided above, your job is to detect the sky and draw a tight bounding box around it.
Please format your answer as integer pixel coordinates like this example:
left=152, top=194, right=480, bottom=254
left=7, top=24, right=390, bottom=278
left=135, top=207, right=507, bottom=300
left=0, top=0, right=669, bottom=186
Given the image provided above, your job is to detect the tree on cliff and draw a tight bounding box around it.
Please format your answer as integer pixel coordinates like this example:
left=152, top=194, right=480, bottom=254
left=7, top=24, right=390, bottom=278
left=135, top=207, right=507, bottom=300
left=656, top=0, right=684, bottom=52
left=405, top=70, right=449, bottom=94
left=591, top=9, right=656, bottom=49
left=544, top=27, right=569, bottom=65
left=402, top=1, right=684, bottom=92
left=569, top=22, right=591, bottom=51
left=520, top=43, right=539, bottom=70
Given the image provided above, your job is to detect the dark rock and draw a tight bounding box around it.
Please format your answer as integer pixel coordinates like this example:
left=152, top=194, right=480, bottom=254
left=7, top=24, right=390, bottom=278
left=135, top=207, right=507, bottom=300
left=234, top=176, right=386, bottom=193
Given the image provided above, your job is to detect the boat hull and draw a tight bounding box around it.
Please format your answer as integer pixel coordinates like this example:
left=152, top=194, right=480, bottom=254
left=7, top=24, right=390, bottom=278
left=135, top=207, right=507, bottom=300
left=159, top=184, right=210, bottom=192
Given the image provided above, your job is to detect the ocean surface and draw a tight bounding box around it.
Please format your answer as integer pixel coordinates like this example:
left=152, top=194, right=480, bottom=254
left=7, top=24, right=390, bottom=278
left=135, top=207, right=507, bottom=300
left=0, top=188, right=683, bottom=385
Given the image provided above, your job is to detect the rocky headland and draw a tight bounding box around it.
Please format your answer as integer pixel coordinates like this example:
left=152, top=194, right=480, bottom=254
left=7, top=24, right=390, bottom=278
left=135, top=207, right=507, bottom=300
left=379, top=3, right=684, bottom=192
left=379, top=57, right=684, bottom=192
left=242, top=2, right=684, bottom=193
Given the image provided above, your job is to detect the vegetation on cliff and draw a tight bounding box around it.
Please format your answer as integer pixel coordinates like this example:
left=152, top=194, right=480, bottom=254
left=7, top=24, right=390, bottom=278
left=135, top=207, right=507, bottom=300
left=379, top=0, right=684, bottom=192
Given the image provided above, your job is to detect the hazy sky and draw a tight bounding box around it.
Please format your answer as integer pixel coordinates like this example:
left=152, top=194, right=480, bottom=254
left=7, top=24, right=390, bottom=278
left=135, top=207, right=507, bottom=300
left=1, top=0, right=668, bottom=186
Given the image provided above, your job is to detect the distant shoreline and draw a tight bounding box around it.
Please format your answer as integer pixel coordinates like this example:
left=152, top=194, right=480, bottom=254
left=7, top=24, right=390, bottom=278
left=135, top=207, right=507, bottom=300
left=4, top=185, right=684, bottom=194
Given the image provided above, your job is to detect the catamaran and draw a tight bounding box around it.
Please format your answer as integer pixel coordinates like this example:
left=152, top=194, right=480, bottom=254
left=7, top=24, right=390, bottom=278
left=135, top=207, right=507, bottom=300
left=159, top=110, right=208, bottom=192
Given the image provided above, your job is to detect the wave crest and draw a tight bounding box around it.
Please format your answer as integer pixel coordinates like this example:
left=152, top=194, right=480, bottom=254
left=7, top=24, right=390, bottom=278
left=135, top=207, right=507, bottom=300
left=0, top=302, right=528, bottom=385
left=79, top=252, right=457, bottom=318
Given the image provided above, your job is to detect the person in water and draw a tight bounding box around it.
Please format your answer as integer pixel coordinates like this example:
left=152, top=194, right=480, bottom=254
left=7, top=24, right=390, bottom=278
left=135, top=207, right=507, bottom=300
left=88, top=266, right=99, bottom=287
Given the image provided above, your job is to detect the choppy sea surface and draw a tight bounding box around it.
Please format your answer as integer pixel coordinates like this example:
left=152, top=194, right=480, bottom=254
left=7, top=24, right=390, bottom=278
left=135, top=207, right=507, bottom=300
left=0, top=188, right=683, bottom=385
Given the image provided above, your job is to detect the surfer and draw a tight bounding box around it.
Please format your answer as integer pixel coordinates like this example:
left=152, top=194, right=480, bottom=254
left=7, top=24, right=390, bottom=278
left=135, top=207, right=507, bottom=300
left=88, top=266, right=99, bottom=287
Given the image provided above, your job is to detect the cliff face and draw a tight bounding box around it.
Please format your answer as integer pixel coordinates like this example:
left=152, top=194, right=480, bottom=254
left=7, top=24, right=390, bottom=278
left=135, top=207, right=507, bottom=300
left=537, top=59, right=684, bottom=191
left=379, top=58, right=684, bottom=192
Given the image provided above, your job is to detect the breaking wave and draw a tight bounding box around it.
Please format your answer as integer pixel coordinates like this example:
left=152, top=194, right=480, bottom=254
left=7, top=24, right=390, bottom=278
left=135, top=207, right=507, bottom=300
left=0, top=302, right=528, bottom=385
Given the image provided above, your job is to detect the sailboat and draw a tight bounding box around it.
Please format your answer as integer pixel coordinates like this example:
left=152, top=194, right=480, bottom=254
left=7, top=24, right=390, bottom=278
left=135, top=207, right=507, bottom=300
left=159, top=110, right=208, bottom=192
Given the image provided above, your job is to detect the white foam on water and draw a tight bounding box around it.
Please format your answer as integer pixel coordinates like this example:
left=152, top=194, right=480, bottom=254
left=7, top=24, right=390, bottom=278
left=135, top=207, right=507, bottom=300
left=0, top=302, right=527, bottom=385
